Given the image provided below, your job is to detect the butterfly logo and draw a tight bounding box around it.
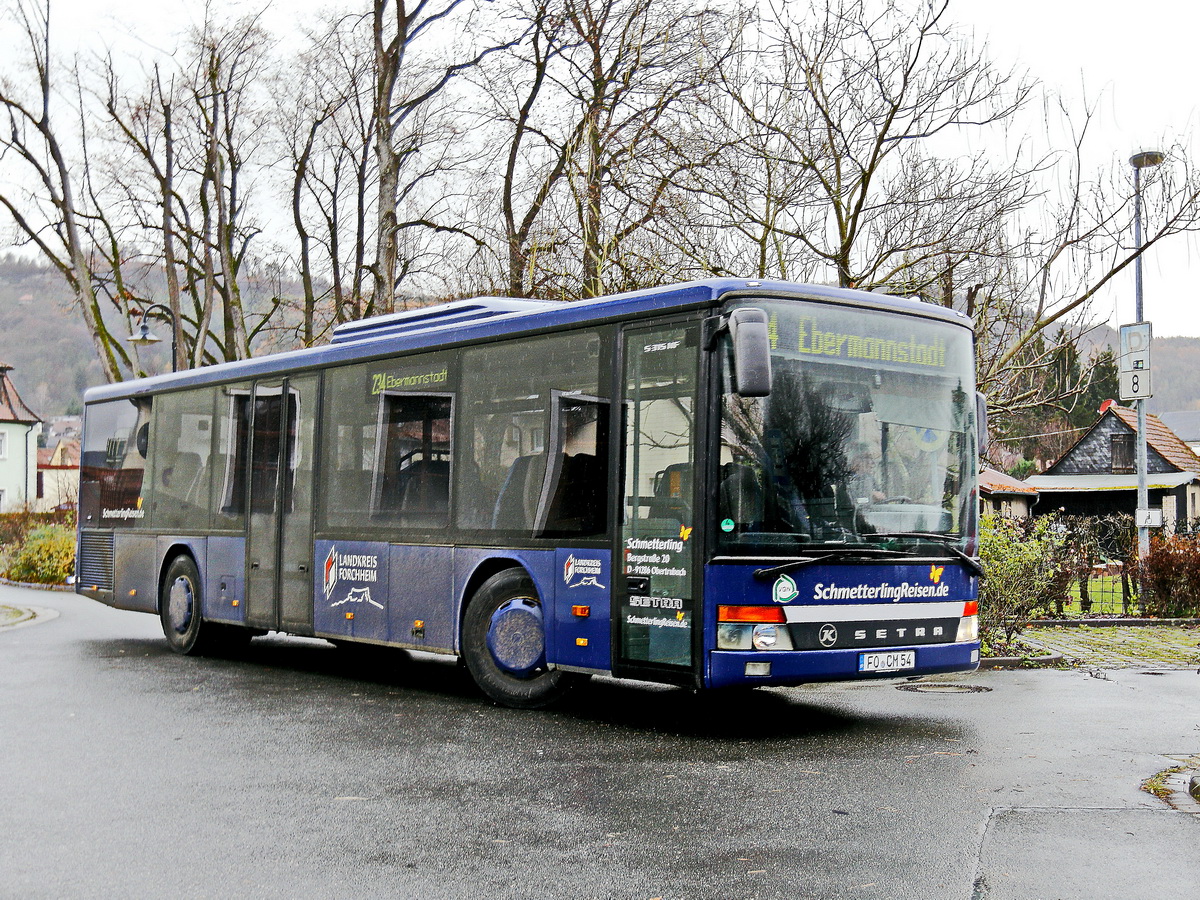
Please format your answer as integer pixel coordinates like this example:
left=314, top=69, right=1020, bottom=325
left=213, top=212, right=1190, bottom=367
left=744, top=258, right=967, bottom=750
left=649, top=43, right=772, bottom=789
left=679, top=524, right=693, bottom=541
left=929, top=564, right=945, bottom=584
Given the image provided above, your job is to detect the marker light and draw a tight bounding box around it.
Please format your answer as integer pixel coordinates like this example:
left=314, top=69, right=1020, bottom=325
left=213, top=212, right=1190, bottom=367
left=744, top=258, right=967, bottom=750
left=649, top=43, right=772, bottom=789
left=718, top=605, right=786, bottom=624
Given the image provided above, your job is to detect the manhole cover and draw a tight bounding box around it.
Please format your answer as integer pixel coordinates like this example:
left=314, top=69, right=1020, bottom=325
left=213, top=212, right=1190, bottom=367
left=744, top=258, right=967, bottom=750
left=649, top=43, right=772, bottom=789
left=896, top=683, right=992, bottom=694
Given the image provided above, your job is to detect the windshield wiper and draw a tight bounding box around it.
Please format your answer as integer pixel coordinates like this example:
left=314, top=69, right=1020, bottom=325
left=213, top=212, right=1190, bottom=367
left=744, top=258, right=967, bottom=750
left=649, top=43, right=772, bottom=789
left=753, top=547, right=914, bottom=581
left=870, top=532, right=985, bottom=578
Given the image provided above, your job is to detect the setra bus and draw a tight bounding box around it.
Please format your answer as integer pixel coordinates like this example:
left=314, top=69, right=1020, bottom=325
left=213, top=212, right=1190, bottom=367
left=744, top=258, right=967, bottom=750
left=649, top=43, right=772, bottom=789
left=77, top=279, right=984, bottom=707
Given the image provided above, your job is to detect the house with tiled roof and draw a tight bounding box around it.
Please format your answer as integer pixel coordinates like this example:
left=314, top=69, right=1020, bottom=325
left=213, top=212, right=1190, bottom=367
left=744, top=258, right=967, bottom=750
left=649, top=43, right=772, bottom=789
left=1027, top=400, right=1200, bottom=529
left=35, top=438, right=79, bottom=511
left=0, top=364, right=42, bottom=511
left=979, top=467, right=1038, bottom=518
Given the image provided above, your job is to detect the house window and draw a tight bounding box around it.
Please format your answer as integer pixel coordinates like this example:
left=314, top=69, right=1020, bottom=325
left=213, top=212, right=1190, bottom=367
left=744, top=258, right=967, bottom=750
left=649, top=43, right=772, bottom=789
left=0, top=431, right=7, bottom=459
left=1111, top=433, right=1135, bottom=474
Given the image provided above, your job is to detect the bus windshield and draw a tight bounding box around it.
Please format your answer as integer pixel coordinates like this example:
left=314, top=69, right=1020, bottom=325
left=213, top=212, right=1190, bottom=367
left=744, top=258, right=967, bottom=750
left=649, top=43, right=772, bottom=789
left=718, top=297, right=977, bottom=551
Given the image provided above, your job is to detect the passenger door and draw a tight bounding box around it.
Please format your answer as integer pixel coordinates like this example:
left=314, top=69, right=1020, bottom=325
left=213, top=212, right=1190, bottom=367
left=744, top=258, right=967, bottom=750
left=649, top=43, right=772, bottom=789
left=615, top=318, right=702, bottom=682
left=244, top=374, right=319, bottom=633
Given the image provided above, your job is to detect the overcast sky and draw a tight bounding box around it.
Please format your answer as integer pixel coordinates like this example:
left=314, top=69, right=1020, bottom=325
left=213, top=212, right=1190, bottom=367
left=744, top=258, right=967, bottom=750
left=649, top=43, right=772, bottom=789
left=956, top=1, right=1200, bottom=338
left=21, top=0, right=1200, bottom=338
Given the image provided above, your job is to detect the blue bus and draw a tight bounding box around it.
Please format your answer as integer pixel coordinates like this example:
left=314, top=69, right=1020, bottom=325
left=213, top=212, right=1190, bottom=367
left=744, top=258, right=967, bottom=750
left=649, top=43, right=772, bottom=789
left=77, top=279, right=983, bottom=707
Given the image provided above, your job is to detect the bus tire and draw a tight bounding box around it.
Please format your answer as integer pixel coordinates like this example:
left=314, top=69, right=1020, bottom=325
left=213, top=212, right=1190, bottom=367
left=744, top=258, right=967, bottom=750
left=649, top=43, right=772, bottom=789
left=462, top=569, right=576, bottom=709
left=159, top=554, right=219, bottom=655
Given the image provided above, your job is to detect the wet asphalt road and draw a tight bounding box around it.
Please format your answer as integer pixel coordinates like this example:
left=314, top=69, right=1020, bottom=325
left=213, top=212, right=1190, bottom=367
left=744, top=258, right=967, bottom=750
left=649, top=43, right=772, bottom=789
left=2, top=584, right=1199, bottom=900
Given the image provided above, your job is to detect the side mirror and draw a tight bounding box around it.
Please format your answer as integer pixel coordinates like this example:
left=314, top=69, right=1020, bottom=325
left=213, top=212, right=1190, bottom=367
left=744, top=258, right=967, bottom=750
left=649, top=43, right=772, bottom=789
left=976, top=391, right=989, bottom=454
left=729, top=308, right=773, bottom=397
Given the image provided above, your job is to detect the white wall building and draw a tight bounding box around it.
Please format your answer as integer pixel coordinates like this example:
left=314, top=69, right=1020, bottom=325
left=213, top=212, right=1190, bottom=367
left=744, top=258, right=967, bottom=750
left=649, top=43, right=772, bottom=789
left=0, top=364, right=42, bottom=511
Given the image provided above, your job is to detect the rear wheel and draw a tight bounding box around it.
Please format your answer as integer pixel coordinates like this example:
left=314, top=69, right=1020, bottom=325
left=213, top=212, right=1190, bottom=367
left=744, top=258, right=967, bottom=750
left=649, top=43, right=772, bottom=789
left=462, top=569, right=578, bottom=708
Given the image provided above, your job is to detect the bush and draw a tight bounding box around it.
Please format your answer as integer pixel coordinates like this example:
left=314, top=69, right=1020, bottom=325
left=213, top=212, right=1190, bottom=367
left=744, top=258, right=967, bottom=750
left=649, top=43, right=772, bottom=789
left=1137, top=534, right=1200, bottom=618
left=0, top=508, right=75, bottom=546
left=3, top=524, right=75, bottom=585
left=978, top=513, right=1068, bottom=650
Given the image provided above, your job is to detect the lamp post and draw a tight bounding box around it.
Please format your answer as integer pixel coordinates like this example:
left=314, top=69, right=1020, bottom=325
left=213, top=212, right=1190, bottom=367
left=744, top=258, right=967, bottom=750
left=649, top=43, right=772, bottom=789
left=1130, top=149, right=1164, bottom=557
left=128, top=303, right=180, bottom=373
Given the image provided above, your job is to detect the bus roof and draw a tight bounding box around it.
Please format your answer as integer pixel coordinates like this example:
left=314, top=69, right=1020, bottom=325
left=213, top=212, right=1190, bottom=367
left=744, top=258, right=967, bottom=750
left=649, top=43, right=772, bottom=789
left=83, top=278, right=973, bottom=403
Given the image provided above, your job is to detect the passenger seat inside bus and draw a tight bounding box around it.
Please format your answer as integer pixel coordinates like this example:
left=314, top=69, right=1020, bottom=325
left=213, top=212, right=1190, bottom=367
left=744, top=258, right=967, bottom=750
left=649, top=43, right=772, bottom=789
left=162, top=451, right=203, bottom=502
left=649, top=462, right=691, bottom=523
left=397, top=458, right=449, bottom=517
left=491, top=453, right=547, bottom=531
left=540, top=452, right=604, bottom=534
left=719, top=462, right=764, bottom=531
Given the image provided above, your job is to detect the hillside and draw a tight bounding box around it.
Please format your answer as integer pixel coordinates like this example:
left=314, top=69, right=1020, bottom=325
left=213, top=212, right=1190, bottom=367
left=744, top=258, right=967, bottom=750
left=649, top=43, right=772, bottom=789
left=0, top=258, right=104, bottom=419
left=1147, top=337, right=1200, bottom=414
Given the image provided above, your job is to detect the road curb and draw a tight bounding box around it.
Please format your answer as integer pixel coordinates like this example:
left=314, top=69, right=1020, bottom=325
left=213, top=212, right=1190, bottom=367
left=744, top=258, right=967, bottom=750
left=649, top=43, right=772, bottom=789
left=0, top=576, right=72, bottom=592
left=978, top=652, right=1064, bottom=669
left=1027, top=618, right=1200, bottom=628
left=0, top=605, right=60, bottom=632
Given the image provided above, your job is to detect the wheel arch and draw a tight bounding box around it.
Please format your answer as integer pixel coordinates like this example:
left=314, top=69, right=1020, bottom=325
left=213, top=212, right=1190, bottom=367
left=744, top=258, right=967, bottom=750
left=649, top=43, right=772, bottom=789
left=156, top=542, right=203, bottom=615
left=456, top=557, right=531, bottom=653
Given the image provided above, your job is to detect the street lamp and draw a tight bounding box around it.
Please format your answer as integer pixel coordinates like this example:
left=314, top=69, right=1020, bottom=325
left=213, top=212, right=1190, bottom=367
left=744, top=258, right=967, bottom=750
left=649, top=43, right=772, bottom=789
left=1130, top=149, right=1164, bottom=557
left=128, top=303, right=179, bottom=373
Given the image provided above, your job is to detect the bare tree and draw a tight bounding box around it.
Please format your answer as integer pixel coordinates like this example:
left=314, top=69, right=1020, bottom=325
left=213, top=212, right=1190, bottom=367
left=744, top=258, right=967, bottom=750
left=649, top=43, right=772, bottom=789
left=183, top=11, right=272, bottom=363
left=283, top=13, right=379, bottom=330
left=558, top=0, right=730, bottom=298
left=470, top=0, right=574, bottom=298
left=99, top=63, right=188, bottom=371
left=971, top=98, right=1200, bottom=424
left=694, top=0, right=1036, bottom=295
left=0, top=0, right=126, bottom=381
left=369, top=0, right=507, bottom=314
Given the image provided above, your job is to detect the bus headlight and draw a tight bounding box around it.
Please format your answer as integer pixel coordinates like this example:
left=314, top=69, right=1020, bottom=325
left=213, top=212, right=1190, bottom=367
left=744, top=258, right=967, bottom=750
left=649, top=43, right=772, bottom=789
left=718, top=623, right=752, bottom=650
left=752, top=624, right=778, bottom=650
left=956, top=615, right=978, bottom=643
left=751, top=624, right=794, bottom=651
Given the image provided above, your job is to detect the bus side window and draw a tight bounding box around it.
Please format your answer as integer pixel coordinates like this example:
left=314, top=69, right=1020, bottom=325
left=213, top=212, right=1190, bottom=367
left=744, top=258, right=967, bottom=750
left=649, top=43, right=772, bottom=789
left=318, top=356, right=453, bottom=533
left=375, top=392, right=451, bottom=526
left=214, top=387, right=251, bottom=525
left=79, top=397, right=150, bottom=528
left=536, top=396, right=609, bottom=537
left=152, top=389, right=215, bottom=531
left=459, top=328, right=612, bottom=539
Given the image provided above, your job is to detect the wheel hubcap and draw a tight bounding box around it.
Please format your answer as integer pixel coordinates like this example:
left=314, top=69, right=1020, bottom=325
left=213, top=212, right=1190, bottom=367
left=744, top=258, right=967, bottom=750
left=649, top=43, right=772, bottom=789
left=168, top=576, right=194, bottom=634
left=486, top=598, right=546, bottom=677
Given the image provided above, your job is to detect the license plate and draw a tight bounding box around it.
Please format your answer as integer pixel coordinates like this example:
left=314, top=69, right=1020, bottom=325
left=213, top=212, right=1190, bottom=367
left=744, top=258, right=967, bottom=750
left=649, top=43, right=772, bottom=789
left=858, top=650, right=916, bottom=673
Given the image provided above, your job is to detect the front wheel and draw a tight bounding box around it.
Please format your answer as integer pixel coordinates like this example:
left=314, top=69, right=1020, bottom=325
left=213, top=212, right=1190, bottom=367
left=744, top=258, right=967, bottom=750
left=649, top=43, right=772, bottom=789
left=159, top=555, right=230, bottom=655
left=461, top=569, right=578, bottom=708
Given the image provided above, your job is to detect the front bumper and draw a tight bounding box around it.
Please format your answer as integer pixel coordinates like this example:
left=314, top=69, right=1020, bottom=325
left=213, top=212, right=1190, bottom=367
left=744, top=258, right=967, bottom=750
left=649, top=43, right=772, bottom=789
left=706, top=640, right=980, bottom=689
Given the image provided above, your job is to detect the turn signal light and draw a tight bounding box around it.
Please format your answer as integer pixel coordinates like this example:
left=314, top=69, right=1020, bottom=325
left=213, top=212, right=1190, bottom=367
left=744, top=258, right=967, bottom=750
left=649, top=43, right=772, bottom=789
left=963, top=601, right=979, bottom=616
left=718, top=605, right=786, bottom=624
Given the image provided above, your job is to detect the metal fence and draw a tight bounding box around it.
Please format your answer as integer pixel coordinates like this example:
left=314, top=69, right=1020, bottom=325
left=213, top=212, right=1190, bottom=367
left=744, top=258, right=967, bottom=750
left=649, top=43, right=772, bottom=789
left=1001, top=514, right=1200, bottom=619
